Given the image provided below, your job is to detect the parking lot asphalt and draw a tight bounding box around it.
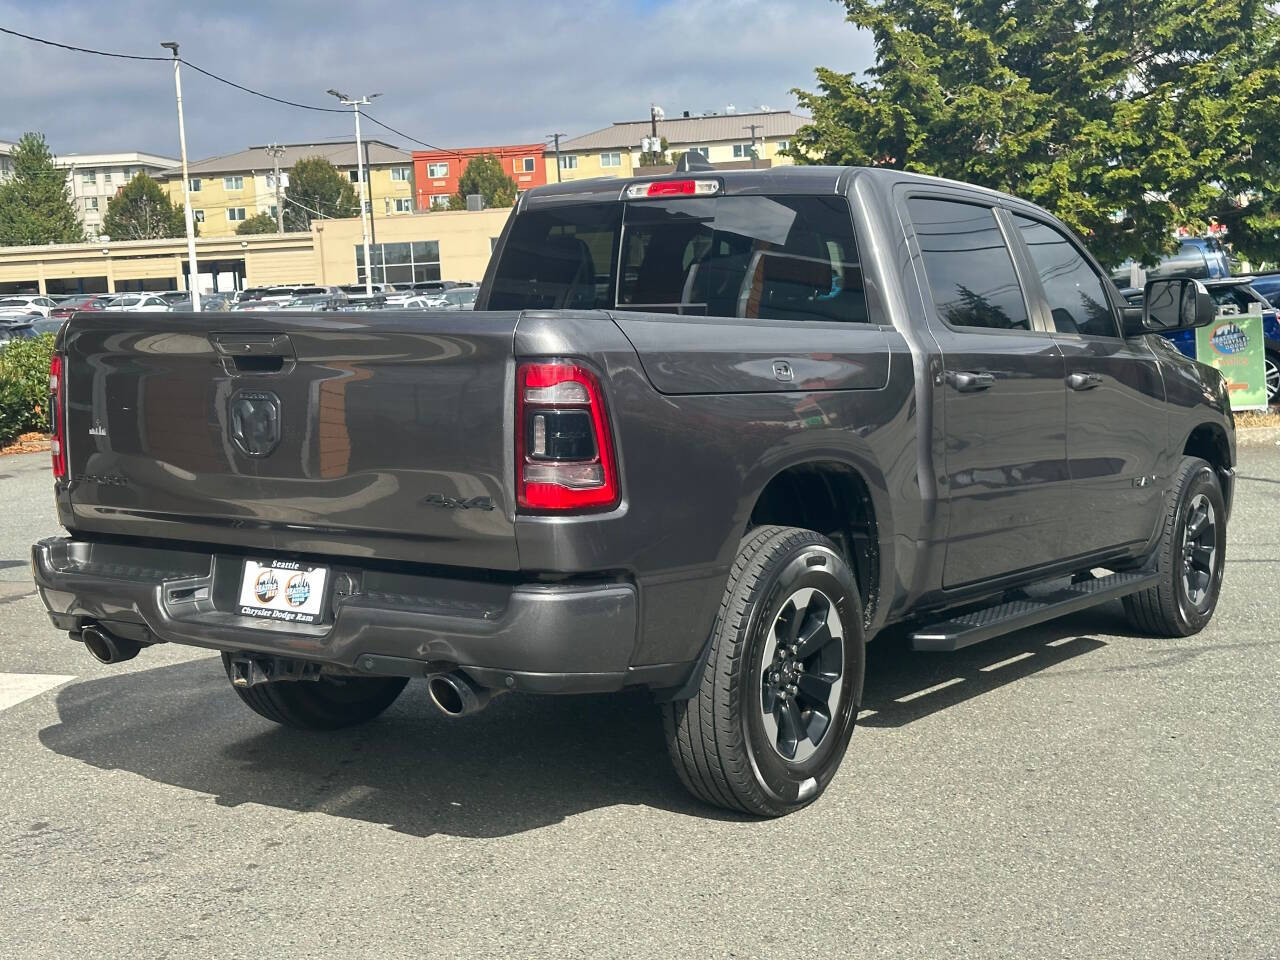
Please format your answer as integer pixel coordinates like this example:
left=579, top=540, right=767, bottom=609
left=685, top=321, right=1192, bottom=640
left=1, top=446, right=1277, bottom=959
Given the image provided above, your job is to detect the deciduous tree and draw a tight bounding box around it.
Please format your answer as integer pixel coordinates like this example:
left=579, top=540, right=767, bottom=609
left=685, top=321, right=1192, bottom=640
left=101, top=172, right=189, bottom=240
left=283, top=156, right=360, bottom=230
left=448, top=154, right=517, bottom=210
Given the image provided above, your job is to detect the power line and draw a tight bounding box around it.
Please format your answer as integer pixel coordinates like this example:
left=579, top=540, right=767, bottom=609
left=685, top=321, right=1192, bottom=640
left=0, top=25, right=167, bottom=61
left=0, top=26, right=472, bottom=158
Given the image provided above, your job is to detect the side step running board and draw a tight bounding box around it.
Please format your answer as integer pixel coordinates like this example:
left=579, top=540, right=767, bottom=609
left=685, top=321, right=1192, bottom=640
left=910, top=570, right=1159, bottom=652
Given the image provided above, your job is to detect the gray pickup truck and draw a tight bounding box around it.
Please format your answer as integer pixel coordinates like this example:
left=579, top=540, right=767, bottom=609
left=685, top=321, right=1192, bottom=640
left=33, top=167, right=1234, bottom=816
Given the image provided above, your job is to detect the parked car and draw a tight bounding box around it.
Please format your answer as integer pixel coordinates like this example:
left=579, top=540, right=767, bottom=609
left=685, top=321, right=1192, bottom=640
left=33, top=167, right=1235, bottom=818
left=26, top=317, right=64, bottom=337
left=1109, top=235, right=1232, bottom=286
left=278, top=294, right=349, bottom=312
left=49, top=294, right=112, bottom=318
left=435, top=287, right=478, bottom=310
left=1124, top=279, right=1280, bottom=404
left=0, top=294, right=57, bottom=317
left=101, top=294, right=171, bottom=313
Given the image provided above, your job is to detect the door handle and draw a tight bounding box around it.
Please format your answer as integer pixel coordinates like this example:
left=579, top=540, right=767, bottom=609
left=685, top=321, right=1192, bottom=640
left=1067, top=372, right=1103, bottom=391
left=949, top=371, right=996, bottom=392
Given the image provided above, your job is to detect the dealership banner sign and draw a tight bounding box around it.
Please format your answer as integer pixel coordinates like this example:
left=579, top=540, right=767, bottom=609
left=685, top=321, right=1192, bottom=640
left=1195, top=312, right=1269, bottom=410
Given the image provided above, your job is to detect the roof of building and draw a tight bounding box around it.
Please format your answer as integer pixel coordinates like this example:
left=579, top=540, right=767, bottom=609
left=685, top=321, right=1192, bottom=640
left=54, top=151, right=178, bottom=168
left=163, top=140, right=411, bottom=178
left=557, top=110, right=807, bottom=152
left=414, top=143, right=547, bottom=160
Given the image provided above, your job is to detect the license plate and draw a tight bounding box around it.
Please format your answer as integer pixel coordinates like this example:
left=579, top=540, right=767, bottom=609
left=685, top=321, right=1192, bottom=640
left=237, top=560, right=328, bottom=624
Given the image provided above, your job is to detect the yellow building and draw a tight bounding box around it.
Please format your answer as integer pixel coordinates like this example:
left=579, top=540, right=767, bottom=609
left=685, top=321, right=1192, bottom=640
left=548, top=109, right=805, bottom=183
left=0, top=208, right=511, bottom=296
left=159, top=140, right=417, bottom=238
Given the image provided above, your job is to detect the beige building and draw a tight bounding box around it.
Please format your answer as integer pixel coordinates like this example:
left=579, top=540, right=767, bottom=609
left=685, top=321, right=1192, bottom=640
left=0, top=207, right=511, bottom=296
left=159, top=140, right=417, bottom=238
left=549, top=109, right=805, bottom=183
left=0, top=141, right=179, bottom=238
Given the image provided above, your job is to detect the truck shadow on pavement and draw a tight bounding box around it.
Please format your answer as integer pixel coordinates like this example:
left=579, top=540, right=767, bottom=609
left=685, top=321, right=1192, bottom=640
left=36, top=607, right=1118, bottom=838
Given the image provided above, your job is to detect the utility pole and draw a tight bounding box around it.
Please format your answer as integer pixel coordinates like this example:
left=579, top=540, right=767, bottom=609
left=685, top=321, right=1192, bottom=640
left=327, top=88, right=380, bottom=296
left=649, top=104, right=665, bottom=164
left=548, top=133, right=565, bottom=183
left=743, top=123, right=763, bottom=169
left=161, top=42, right=200, bottom=311
left=265, top=143, right=285, bottom=234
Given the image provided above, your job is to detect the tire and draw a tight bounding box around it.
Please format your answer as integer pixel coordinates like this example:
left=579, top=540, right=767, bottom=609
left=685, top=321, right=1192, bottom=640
left=1122, top=456, right=1226, bottom=637
left=1265, top=350, right=1279, bottom=406
left=221, top=653, right=408, bottom=730
left=662, top=525, right=865, bottom=817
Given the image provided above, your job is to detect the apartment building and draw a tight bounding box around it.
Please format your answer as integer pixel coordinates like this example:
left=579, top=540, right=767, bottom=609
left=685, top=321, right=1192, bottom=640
left=548, top=110, right=805, bottom=182
left=412, top=144, right=548, bottom=210
left=0, top=141, right=179, bottom=237
left=159, top=140, right=415, bottom=237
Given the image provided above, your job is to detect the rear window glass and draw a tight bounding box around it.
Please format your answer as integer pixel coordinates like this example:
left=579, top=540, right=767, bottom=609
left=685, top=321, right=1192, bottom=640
left=908, top=197, right=1031, bottom=331
left=489, top=195, right=871, bottom=323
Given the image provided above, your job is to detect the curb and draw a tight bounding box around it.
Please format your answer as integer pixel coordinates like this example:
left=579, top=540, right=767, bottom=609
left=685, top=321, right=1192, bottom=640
left=1237, top=425, right=1280, bottom=446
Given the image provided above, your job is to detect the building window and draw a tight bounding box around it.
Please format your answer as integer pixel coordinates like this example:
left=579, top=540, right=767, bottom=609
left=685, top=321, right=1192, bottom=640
left=686, top=147, right=710, bottom=159
left=559, top=154, right=578, bottom=170
left=189, top=178, right=201, bottom=192
left=391, top=166, right=411, bottom=181
left=227, top=207, right=246, bottom=222
left=81, top=170, right=96, bottom=185
left=775, top=140, right=790, bottom=153
left=224, top=176, right=244, bottom=190
left=103, top=171, right=113, bottom=184
left=732, top=143, right=757, bottom=159
left=430, top=194, right=451, bottom=210
left=269, top=206, right=278, bottom=220
left=84, top=197, right=98, bottom=211
left=600, top=152, right=622, bottom=168
left=394, top=198, right=413, bottom=213
left=427, top=162, right=449, bottom=179
left=348, top=169, right=370, bottom=183
left=521, top=157, right=536, bottom=173
left=194, top=210, right=205, bottom=223
left=355, top=240, right=442, bottom=285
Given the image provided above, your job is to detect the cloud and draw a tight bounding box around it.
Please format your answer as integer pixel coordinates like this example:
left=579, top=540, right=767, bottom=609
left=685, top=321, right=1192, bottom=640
left=0, top=0, right=872, bottom=160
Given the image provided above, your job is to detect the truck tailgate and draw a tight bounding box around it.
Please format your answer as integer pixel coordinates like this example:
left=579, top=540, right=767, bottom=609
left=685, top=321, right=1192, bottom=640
left=61, top=310, right=520, bottom=570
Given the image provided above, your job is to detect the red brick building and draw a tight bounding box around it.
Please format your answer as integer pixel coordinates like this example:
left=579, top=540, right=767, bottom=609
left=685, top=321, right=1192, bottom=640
left=413, top=144, right=548, bottom=210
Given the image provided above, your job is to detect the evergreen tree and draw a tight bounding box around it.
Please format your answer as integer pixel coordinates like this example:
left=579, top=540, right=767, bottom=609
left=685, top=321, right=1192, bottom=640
left=792, top=0, right=1280, bottom=267
left=101, top=172, right=189, bottom=240
left=0, top=132, right=85, bottom=246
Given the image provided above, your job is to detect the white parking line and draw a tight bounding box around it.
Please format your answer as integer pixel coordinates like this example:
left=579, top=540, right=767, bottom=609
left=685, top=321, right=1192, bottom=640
left=0, top=673, right=76, bottom=713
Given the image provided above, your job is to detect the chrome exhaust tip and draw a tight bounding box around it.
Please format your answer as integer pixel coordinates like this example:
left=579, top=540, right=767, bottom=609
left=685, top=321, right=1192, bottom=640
left=427, top=671, right=495, bottom=718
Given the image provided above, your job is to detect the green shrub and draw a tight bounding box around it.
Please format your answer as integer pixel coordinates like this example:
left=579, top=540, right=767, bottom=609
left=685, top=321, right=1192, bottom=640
left=0, top=333, right=55, bottom=446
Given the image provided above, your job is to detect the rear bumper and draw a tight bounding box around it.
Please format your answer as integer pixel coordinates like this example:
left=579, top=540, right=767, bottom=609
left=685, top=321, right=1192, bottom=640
left=31, top=537, right=685, bottom=694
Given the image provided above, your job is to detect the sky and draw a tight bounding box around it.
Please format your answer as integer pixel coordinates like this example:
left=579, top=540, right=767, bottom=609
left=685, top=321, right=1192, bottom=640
left=0, top=0, right=874, bottom=162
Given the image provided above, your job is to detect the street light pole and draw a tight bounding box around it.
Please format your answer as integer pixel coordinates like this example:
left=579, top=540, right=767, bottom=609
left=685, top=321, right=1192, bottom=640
left=161, top=41, right=200, bottom=312
left=328, top=89, right=380, bottom=297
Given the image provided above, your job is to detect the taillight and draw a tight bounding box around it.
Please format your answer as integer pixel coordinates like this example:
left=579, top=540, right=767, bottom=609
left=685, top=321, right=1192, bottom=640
left=516, top=361, right=618, bottom=512
left=49, top=353, right=66, bottom=479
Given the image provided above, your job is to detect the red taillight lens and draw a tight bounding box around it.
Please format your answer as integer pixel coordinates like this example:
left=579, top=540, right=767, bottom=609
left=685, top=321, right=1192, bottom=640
left=49, top=353, right=66, bottom=479
left=516, top=361, right=618, bottom=512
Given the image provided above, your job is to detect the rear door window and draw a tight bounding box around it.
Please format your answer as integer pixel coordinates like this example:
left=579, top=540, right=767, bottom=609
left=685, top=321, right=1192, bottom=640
left=1013, top=215, right=1117, bottom=337
left=907, top=197, right=1032, bottom=331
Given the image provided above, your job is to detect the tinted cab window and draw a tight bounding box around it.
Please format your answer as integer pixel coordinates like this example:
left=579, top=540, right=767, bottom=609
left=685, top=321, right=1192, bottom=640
left=907, top=197, right=1031, bottom=331
left=489, top=193, right=871, bottom=324
left=1014, top=215, right=1117, bottom=337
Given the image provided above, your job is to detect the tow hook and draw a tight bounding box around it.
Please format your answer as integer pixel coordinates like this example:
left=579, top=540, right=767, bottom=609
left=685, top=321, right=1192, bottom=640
left=228, top=654, right=321, bottom=688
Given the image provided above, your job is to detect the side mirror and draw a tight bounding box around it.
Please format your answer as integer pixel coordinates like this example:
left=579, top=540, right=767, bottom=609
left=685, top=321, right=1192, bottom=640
left=1141, top=277, right=1215, bottom=333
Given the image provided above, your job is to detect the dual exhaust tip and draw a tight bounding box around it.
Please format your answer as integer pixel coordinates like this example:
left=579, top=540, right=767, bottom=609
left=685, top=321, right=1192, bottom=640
left=80, top=624, right=498, bottom=718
